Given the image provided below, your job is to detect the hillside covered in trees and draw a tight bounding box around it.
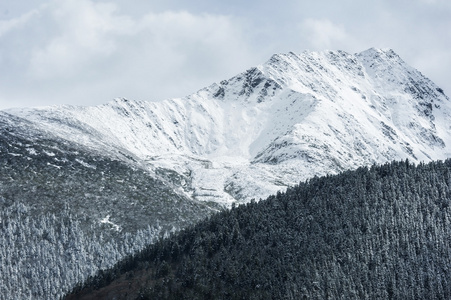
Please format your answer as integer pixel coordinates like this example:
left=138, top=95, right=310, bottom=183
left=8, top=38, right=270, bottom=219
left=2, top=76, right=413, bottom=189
left=67, top=159, right=451, bottom=299
left=0, top=113, right=217, bottom=299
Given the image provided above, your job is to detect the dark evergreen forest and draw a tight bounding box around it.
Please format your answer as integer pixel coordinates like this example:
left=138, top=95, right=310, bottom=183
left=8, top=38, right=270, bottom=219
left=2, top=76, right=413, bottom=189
left=67, top=159, right=451, bottom=299
left=0, top=113, right=217, bottom=299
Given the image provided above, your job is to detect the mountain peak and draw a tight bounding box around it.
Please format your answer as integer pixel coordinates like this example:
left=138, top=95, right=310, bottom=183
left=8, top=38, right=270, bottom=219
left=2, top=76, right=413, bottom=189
left=6, top=48, right=451, bottom=206
left=359, top=47, right=398, bottom=56
left=357, top=47, right=405, bottom=67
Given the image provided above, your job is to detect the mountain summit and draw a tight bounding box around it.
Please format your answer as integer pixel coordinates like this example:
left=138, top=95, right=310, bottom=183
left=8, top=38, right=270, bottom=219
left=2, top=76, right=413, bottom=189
left=7, top=48, right=451, bottom=206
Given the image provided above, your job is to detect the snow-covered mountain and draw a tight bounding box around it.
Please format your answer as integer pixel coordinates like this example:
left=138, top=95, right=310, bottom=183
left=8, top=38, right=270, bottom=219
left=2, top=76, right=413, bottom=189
left=7, top=48, right=451, bottom=206
left=2, top=47, right=451, bottom=299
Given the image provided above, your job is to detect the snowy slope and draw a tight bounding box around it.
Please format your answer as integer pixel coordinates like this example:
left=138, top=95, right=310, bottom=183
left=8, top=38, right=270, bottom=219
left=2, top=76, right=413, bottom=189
left=8, top=48, right=451, bottom=205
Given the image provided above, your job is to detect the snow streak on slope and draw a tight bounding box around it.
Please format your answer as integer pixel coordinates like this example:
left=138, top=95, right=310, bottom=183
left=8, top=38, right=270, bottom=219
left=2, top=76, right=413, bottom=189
left=8, top=48, right=451, bottom=206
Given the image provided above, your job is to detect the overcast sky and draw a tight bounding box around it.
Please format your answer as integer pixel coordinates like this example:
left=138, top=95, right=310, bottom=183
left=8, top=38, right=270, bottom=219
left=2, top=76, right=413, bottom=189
left=0, top=0, right=450, bottom=109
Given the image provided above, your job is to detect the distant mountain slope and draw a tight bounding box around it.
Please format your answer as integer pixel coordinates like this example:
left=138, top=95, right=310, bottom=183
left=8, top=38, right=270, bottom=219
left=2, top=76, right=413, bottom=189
left=66, top=159, right=451, bottom=300
left=0, top=111, right=217, bottom=299
left=0, top=111, right=216, bottom=234
left=8, top=48, right=451, bottom=206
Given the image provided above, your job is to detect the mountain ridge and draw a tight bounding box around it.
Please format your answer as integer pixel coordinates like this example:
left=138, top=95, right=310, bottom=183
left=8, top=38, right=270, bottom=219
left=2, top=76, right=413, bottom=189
left=6, top=48, right=450, bottom=207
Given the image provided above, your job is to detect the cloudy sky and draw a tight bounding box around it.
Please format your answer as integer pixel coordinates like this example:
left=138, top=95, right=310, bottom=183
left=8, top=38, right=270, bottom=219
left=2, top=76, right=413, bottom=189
left=0, top=0, right=450, bottom=109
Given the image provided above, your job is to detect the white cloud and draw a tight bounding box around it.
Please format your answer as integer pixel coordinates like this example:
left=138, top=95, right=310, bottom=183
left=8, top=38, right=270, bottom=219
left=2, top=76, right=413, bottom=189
left=0, top=9, right=38, bottom=37
left=301, top=18, right=349, bottom=50
left=0, top=0, right=256, bottom=108
left=0, top=0, right=450, bottom=109
left=29, top=0, right=133, bottom=79
left=417, top=0, right=442, bottom=4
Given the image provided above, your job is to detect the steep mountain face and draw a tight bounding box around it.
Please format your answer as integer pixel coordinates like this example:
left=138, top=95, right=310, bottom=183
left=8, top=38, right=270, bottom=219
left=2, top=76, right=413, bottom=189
left=7, top=48, right=451, bottom=207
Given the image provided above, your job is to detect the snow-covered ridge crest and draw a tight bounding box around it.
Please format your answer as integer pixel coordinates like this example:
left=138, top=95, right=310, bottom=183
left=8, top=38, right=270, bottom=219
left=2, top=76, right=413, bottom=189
left=7, top=48, right=451, bottom=205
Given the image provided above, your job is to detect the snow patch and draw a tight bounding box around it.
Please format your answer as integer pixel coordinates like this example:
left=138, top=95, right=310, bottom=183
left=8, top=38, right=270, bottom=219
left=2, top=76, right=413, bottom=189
left=75, top=158, right=96, bottom=169
left=43, top=150, right=55, bottom=157
left=100, top=215, right=121, bottom=232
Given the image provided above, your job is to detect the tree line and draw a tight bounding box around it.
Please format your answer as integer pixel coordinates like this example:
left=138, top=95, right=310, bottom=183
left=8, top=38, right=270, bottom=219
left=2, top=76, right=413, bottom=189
left=68, top=159, right=451, bottom=299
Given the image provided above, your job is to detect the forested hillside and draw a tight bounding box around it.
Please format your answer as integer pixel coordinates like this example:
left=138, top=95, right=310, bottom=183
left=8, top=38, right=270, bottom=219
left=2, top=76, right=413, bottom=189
left=68, top=159, right=451, bottom=299
left=0, top=113, right=217, bottom=299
